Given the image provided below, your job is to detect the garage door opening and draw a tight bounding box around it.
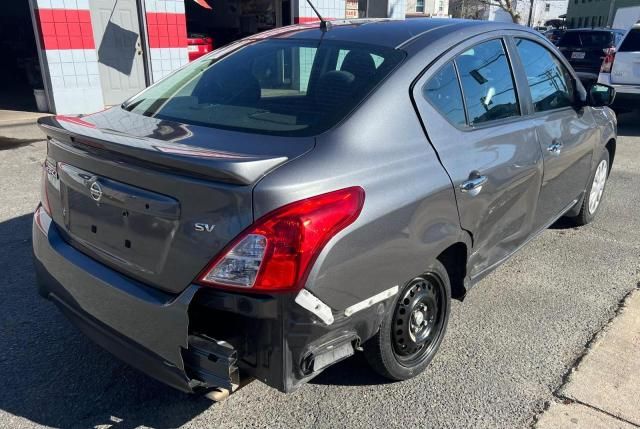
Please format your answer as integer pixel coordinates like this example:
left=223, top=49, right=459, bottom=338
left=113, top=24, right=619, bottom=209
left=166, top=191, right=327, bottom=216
left=0, top=1, right=42, bottom=111
left=185, top=0, right=293, bottom=60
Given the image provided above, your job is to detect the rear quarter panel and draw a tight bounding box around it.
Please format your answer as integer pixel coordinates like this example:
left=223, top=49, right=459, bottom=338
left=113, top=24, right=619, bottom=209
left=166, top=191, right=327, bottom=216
left=253, top=49, right=467, bottom=310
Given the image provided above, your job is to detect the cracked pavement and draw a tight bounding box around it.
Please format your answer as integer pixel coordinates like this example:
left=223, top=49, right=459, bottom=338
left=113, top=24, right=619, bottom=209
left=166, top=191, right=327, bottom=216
left=1, top=111, right=639, bottom=428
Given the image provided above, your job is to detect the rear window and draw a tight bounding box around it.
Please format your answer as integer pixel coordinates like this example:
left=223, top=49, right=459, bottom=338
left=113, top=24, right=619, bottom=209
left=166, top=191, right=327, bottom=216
left=558, top=32, right=581, bottom=47
left=123, top=39, right=404, bottom=137
left=559, top=31, right=614, bottom=48
left=619, top=29, right=640, bottom=52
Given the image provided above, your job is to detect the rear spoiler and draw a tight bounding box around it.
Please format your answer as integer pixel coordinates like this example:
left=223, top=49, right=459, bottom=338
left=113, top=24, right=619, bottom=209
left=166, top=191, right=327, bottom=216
left=38, top=115, right=288, bottom=185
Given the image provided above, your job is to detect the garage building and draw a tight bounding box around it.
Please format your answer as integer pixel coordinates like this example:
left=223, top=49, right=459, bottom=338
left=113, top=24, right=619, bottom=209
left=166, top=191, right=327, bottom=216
left=10, top=0, right=410, bottom=115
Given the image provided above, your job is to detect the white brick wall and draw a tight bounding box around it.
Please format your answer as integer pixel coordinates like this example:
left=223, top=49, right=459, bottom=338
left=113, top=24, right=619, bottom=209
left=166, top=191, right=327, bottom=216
left=45, top=48, right=104, bottom=113
left=149, top=47, right=189, bottom=82
left=299, top=0, right=347, bottom=20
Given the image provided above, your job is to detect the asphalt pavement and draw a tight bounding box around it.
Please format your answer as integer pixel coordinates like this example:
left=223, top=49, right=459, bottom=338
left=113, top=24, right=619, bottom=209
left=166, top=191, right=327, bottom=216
left=0, top=111, right=639, bottom=429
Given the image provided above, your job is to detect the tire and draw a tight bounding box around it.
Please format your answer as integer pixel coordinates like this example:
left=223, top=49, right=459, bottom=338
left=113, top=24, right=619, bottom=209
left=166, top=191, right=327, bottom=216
left=363, top=261, right=451, bottom=381
left=573, top=149, right=610, bottom=226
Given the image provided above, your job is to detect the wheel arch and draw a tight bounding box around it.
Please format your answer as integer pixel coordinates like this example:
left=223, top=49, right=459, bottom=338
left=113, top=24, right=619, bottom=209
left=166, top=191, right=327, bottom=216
left=605, top=138, right=616, bottom=173
left=436, top=241, right=469, bottom=301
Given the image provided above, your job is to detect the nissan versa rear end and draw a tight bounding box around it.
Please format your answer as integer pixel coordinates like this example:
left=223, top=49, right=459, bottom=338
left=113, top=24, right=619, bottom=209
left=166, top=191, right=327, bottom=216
left=33, top=19, right=617, bottom=397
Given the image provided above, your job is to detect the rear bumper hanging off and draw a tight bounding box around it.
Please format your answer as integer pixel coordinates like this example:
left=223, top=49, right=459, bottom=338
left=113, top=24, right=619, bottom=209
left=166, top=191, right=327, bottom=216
left=33, top=206, right=389, bottom=394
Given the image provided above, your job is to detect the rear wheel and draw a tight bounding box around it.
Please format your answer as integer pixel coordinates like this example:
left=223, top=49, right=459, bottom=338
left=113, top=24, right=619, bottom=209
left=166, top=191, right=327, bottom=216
left=363, top=261, right=451, bottom=380
left=573, top=150, right=610, bottom=226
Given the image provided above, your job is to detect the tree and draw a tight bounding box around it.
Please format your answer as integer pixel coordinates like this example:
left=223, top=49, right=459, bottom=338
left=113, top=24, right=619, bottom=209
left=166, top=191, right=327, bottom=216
left=479, top=0, right=521, bottom=23
left=450, top=0, right=489, bottom=20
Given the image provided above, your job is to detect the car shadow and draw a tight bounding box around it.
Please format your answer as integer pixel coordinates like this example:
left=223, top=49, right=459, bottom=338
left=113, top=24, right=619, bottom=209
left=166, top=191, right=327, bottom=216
left=309, top=352, right=392, bottom=387
left=0, top=213, right=211, bottom=428
left=617, top=109, right=640, bottom=138
left=548, top=216, right=579, bottom=230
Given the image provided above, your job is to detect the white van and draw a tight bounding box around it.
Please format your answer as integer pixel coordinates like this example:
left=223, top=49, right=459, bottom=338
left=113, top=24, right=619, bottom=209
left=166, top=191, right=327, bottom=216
left=598, top=23, right=640, bottom=111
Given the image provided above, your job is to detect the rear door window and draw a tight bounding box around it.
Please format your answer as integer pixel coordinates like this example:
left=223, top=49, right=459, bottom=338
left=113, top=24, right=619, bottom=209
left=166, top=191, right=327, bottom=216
left=423, top=62, right=466, bottom=126
left=514, top=38, right=575, bottom=112
left=579, top=32, right=613, bottom=48
left=455, top=39, right=520, bottom=125
left=558, top=32, right=581, bottom=48
left=559, top=31, right=615, bottom=49
left=619, top=29, right=640, bottom=52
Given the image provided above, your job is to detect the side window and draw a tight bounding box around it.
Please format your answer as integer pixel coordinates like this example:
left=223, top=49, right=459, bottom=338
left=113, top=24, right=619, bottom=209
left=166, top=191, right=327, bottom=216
left=423, top=62, right=466, bottom=126
left=514, top=38, right=575, bottom=112
left=619, top=29, right=640, bottom=52
left=455, top=39, right=520, bottom=125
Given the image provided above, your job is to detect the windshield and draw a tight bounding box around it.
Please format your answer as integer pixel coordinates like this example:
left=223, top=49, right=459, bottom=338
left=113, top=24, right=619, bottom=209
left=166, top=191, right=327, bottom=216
left=124, top=39, right=405, bottom=137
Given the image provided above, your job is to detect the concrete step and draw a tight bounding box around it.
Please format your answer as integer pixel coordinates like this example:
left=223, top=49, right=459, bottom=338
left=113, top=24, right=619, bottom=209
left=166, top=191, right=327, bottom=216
left=0, top=109, right=50, bottom=148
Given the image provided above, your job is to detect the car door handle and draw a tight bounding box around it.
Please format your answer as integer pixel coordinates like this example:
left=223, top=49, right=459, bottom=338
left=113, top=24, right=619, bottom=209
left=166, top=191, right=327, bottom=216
left=547, top=141, right=563, bottom=155
left=460, top=175, right=488, bottom=194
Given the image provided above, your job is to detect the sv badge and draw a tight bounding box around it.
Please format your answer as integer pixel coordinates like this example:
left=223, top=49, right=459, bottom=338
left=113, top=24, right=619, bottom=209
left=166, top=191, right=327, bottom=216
left=194, top=223, right=216, bottom=232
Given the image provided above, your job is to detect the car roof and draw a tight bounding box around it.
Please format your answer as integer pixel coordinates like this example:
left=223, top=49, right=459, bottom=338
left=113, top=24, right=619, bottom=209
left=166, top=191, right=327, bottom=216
left=246, top=18, right=524, bottom=49
left=565, top=28, right=623, bottom=33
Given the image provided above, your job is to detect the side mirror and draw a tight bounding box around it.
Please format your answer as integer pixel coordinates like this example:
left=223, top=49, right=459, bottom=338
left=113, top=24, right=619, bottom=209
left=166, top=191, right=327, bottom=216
left=588, top=83, right=616, bottom=107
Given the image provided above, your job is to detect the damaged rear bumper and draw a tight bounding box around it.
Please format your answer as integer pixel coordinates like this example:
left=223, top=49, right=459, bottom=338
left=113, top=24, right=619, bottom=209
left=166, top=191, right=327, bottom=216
left=32, top=206, right=387, bottom=394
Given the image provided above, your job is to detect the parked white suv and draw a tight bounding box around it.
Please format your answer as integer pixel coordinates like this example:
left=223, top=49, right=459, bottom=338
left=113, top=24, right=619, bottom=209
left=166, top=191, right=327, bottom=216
left=598, top=23, right=640, bottom=111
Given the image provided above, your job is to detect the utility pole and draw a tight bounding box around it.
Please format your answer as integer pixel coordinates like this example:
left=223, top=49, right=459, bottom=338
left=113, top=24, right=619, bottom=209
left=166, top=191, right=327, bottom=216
left=606, top=0, right=617, bottom=27
left=527, top=0, right=535, bottom=26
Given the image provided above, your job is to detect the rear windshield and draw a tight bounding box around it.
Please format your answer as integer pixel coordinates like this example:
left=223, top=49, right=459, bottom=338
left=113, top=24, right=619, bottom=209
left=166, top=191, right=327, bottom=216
left=124, top=39, right=405, bottom=137
left=619, top=29, right=640, bottom=52
left=559, top=31, right=613, bottom=48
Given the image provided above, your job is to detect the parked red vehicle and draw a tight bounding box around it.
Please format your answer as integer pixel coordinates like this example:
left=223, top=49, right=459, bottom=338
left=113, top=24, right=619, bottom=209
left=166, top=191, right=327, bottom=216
left=188, top=34, right=214, bottom=61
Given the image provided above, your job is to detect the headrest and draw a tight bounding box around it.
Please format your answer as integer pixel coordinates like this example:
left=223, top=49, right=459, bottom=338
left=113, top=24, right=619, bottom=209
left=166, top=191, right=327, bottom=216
left=340, top=51, right=377, bottom=81
left=314, top=70, right=356, bottom=110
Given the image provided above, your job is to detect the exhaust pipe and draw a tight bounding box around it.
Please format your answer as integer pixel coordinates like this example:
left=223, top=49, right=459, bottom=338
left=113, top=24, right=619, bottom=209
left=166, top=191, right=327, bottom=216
left=205, top=388, right=230, bottom=402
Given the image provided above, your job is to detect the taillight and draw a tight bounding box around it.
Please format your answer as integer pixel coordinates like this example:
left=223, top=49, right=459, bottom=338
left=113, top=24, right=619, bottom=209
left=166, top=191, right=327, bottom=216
left=197, top=186, right=365, bottom=293
left=601, top=48, right=616, bottom=73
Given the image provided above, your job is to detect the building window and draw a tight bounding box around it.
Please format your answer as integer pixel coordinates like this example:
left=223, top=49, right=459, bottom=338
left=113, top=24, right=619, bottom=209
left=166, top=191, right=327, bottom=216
left=416, top=0, right=424, bottom=13
left=578, top=17, right=583, bottom=26
left=598, top=16, right=602, bottom=26
left=438, top=0, right=444, bottom=12
left=545, top=3, right=550, bottom=11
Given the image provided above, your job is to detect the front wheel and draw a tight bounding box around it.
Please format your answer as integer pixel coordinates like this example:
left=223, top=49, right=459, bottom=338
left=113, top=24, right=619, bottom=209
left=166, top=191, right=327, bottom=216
left=363, top=261, right=451, bottom=381
left=573, top=150, right=610, bottom=226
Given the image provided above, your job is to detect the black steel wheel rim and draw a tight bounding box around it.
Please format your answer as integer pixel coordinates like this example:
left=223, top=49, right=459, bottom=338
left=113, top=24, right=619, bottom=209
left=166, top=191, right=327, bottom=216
left=391, top=275, right=445, bottom=366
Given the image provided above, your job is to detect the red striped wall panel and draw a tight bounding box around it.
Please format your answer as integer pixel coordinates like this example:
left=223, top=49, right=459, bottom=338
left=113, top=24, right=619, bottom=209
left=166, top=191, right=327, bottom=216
left=37, top=8, right=95, bottom=50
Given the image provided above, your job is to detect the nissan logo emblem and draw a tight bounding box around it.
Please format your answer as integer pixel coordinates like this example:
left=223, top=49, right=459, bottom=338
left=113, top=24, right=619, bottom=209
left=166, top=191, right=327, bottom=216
left=90, top=181, right=103, bottom=202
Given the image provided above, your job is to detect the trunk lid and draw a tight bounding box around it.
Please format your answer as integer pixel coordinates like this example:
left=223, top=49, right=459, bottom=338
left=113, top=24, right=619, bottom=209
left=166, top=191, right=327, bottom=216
left=39, top=108, right=314, bottom=294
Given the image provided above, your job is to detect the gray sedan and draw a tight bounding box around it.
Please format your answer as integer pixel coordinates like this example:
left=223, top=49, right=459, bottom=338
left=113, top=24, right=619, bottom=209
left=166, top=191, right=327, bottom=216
left=33, top=18, right=617, bottom=397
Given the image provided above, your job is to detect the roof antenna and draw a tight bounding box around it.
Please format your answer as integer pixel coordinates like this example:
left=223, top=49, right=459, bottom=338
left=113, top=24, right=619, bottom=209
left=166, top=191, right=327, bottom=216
left=305, top=0, right=331, bottom=31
